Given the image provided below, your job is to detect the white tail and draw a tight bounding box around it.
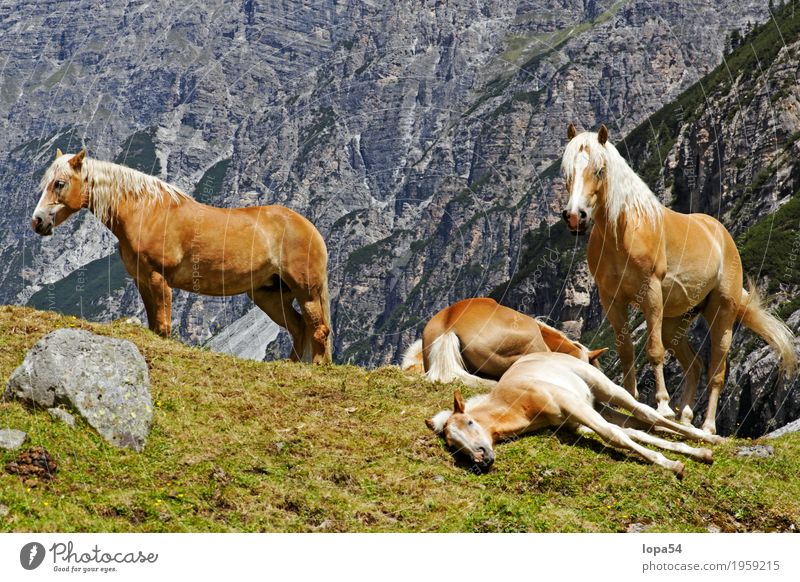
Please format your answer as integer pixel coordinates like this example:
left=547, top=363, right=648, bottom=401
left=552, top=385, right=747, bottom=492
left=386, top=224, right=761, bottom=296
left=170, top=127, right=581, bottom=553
left=401, top=339, right=424, bottom=373
left=425, top=331, right=496, bottom=388
left=737, top=282, right=798, bottom=377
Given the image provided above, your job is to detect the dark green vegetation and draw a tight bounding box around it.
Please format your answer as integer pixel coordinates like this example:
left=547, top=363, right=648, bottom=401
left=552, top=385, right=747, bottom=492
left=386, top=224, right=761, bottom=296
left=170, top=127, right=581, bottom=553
left=193, top=158, right=231, bottom=204
left=622, top=0, right=800, bottom=187
left=2, top=307, right=799, bottom=532
left=115, top=129, right=161, bottom=175
left=26, top=252, right=128, bottom=320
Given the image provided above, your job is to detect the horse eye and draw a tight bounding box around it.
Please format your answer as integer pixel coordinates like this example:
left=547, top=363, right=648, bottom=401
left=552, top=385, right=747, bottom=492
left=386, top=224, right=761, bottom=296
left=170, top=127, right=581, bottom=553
left=54, top=180, right=65, bottom=190
left=468, top=420, right=474, bottom=427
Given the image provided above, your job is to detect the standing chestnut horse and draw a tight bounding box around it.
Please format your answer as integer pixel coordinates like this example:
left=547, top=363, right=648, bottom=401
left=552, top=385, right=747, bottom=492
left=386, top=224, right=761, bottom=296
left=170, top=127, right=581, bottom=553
left=561, top=124, right=796, bottom=433
left=32, top=150, right=332, bottom=364
left=401, top=297, right=606, bottom=386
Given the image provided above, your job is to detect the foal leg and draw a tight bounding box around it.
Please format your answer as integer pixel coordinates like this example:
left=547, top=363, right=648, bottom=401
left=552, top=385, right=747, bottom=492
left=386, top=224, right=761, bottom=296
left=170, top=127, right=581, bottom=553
left=662, top=315, right=703, bottom=425
left=563, top=396, right=685, bottom=478
left=249, top=288, right=305, bottom=361
left=617, top=427, right=713, bottom=464
left=701, top=296, right=737, bottom=435
left=602, top=295, right=638, bottom=399
left=582, top=367, right=723, bottom=444
left=640, top=277, right=674, bottom=418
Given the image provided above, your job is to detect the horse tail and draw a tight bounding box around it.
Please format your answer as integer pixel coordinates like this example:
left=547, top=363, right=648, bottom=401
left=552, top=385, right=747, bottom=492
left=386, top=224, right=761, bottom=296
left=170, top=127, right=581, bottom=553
left=424, top=331, right=496, bottom=388
left=737, top=280, right=797, bottom=377
left=401, top=339, right=424, bottom=374
left=319, top=271, right=333, bottom=363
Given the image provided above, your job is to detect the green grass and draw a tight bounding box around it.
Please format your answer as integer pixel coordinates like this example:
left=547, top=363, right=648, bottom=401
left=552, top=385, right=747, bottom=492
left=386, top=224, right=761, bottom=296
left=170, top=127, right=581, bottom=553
left=1, top=307, right=799, bottom=532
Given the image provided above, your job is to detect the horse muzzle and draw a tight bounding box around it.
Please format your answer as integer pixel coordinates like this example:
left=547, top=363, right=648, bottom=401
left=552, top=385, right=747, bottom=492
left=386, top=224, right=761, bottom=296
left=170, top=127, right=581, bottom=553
left=561, top=209, right=589, bottom=235
left=31, top=215, right=54, bottom=236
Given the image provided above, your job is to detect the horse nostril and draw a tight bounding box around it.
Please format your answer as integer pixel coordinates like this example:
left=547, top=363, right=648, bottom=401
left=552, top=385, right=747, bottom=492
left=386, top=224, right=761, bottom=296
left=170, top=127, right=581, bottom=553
left=561, top=210, right=568, bottom=222
left=31, top=217, right=42, bottom=232
left=579, top=209, right=587, bottom=219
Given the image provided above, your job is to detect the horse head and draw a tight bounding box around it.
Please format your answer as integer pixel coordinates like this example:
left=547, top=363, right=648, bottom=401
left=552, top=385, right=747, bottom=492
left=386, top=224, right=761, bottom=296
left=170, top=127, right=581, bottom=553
left=426, top=389, right=495, bottom=471
left=560, top=123, right=609, bottom=235
left=32, top=149, right=87, bottom=236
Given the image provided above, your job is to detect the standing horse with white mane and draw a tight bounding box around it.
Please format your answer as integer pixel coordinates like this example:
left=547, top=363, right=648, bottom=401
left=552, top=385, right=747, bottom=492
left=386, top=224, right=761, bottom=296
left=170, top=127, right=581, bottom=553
left=560, top=123, right=796, bottom=434
left=32, top=149, right=332, bottom=364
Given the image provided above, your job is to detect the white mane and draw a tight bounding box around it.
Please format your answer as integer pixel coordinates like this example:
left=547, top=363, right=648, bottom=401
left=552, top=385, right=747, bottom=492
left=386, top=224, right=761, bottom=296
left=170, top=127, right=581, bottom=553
left=40, top=154, right=192, bottom=225
left=561, top=131, right=662, bottom=227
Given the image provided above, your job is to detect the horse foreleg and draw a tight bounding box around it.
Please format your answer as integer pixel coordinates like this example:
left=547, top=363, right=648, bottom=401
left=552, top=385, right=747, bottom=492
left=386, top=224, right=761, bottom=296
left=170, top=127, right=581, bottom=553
left=249, top=288, right=305, bottom=361
left=563, top=394, right=685, bottom=479
left=701, top=298, right=737, bottom=435
left=640, top=278, right=674, bottom=418
left=663, top=316, right=703, bottom=425
left=617, top=427, right=713, bottom=464
left=297, top=290, right=331, bottom=365
left=135, top=272, right=172, bottom=337
left=602, top=296, right=637, bottom=399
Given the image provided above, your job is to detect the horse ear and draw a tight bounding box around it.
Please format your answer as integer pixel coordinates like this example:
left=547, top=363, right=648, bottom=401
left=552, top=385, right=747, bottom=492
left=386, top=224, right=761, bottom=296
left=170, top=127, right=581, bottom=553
left=69, top=149, right=86, bottom=171
left=453, top=389, right=465, bottom=414
left=589, top=347, right=609, bottom=363
left=55, top=148, right=63, bottom=159
left=598, top=124, right=609, bottom=145
left=567, top=123, right=577, bottom=140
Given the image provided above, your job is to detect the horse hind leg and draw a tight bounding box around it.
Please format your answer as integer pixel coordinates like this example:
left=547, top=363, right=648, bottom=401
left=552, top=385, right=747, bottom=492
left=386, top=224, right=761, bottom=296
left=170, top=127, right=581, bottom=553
left=248, top=287, right=305, bottom=361
left=700, top=295, right=737, bottom=435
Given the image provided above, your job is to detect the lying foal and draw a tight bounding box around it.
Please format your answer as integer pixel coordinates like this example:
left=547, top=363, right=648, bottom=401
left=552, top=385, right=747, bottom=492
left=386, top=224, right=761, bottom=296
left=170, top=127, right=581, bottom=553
left=427, top=353, right=722, bottom=479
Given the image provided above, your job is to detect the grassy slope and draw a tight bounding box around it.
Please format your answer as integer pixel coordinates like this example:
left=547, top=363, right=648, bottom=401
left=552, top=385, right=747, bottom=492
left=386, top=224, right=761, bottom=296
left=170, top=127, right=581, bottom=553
left=1, top=306, right=799, bottom=532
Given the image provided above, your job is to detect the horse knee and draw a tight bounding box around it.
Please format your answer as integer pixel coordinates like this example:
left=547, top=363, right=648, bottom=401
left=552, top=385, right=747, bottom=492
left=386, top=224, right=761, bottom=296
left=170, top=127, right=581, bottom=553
left=313, top=322, right=330, bottom=345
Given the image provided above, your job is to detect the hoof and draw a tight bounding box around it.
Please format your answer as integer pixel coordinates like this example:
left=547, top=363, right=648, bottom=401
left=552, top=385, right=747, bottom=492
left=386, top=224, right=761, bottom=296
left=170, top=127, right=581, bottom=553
left=679, top=405, right=694, bottom=426
left=657, top=403, right=676, bottom=419
left=698, top=448, right=714, bottom=465
left=672, top=461, right=685, bottom=480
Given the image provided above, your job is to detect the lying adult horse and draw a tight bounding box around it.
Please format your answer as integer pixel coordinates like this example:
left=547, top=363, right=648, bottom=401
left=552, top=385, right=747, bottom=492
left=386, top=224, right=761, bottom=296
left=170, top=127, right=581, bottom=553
left=427, top=353, right=721, bottom=479
left=32, top=149, right=332, bottom=363
left=401, top=297, right=606, bottom=386
left=560, top=124, right=796, bottom=433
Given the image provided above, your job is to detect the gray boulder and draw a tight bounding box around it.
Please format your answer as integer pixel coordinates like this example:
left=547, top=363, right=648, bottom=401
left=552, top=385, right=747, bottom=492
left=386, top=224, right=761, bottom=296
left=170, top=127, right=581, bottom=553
left=48, top=408, right=77, bottom=428
left=5, top=329, right=152, bottom=451
left=0, top=429, right=27, bottom=450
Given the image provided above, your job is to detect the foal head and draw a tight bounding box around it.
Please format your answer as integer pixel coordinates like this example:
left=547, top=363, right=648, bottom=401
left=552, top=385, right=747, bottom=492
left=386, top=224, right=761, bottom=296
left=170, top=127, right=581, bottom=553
left=426, top=390, right=495, bottom=471
left=32, top=149, right=87, bottom=236
left=560, top=123, right=610, bottom=235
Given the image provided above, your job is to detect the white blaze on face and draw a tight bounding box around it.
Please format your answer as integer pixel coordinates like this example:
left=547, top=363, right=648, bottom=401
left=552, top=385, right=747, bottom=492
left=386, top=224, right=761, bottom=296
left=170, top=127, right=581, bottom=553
left=567, top=150, right=591, bottom=219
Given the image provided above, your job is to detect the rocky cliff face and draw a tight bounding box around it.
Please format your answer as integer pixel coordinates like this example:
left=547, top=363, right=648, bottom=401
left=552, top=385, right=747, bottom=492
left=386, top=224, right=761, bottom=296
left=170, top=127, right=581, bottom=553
left=1, top=0, right=772, bottom=374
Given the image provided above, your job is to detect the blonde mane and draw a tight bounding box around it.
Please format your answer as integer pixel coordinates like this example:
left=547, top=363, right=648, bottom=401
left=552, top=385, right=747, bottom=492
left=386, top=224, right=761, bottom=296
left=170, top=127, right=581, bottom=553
left=561, top=131, right=662, bottom=227
left=40, top=154, right=192, bottom=225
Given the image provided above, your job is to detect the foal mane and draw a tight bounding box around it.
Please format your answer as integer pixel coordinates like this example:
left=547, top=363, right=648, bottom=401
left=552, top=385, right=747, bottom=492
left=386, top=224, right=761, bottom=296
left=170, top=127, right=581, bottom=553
left=41, top=154, right=192, bottom=224
left=561, top=131, right=662, bottom=227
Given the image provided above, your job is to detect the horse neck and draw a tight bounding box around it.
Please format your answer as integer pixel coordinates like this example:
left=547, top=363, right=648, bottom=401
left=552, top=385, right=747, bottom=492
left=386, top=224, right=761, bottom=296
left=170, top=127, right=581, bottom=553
left=469, top=399, right=528, bottom=443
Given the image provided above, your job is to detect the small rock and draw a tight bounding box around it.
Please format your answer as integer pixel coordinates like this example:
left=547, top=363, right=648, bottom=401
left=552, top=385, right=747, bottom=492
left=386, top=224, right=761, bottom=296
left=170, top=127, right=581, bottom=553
left=0, top=504, right=9, bottom=517
left=124, top=316, right=142, bottom=326
left=274, top=441, right=285, bottom=452
left=5, top=446, right=57, bottom=480
left=48, top=408, right=76, bottom=428
left=433, top=475, right=445, bottom=484
left=707, top=525, right=721, bottom=533
left=626, top=522, right=648, bottom=533
left=344, top=407, right=357, bottom=413
left=315, top=519, right=333, bottom=530
left=735, top=444, right=774, bottom=458
left=0, top=429, right=27, bottom=450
